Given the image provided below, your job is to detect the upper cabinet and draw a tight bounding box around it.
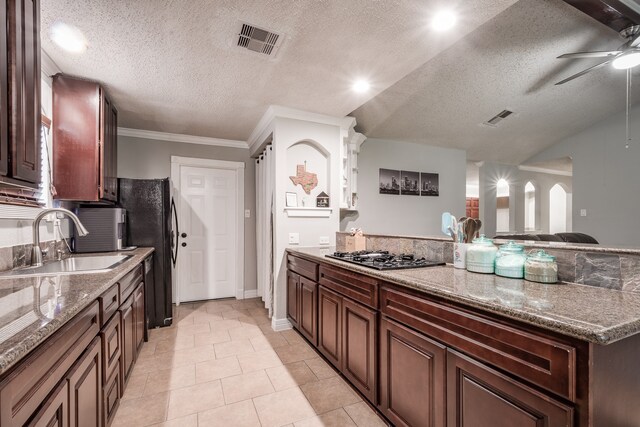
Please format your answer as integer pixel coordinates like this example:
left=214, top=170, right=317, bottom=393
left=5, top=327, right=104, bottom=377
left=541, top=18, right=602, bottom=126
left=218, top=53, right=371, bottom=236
left=52, top=74, right=118, bottom=202
left=0, top=0, right=42, bottom=188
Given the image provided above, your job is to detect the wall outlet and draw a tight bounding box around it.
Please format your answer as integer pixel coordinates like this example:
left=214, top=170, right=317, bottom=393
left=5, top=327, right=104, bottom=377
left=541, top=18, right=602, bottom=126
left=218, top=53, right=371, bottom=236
left=580, top=209, right=587, bottom=217
left=244, top=209, right=251, bottom=218
left=288, top=233, right=300, bottom=245
left=319, top=236, right=330, bottom=245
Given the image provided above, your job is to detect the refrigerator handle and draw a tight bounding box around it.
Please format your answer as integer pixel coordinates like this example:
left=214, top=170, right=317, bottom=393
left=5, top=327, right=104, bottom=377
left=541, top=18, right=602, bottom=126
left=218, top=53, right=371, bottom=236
left=170, top=197, right=179, bottom=268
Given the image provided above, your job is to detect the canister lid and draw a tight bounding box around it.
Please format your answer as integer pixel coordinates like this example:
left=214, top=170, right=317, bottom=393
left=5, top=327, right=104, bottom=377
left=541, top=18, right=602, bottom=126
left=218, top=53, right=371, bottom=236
left=471, top=234, right=494, bottom=246
left=526, top=249, right=556, bottom=262
left=499, top=240, right=525, bottom=253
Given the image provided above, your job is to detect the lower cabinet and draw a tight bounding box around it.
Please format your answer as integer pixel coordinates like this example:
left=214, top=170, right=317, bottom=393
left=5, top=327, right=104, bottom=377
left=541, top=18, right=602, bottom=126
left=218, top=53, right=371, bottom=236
left=68, top=338, right=103, bottom=427
left=318, top=286, right=342, bottom=369
left=120, top=294, right=135, bottom=391
left=342, top=297, right=377, bottom=403
left=287, top=270, right=300, bottom=328
left=446, top=350, right=573, bottom=427
left=28, top=380, right=69, bottom=427
left=379, top=317, right=445, bottom=427
left=299, top=276, right=318, bottom=346
left=134, top=284, right=145, bottom=353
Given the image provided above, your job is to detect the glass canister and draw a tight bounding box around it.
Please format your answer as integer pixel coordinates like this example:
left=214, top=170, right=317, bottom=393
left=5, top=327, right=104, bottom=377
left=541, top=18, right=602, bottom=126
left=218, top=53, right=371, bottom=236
left=524, top=250, right=558, bottom=284
left=495, top=240, right=526, bottom=278
left=466, top=235, right=498, bottom=274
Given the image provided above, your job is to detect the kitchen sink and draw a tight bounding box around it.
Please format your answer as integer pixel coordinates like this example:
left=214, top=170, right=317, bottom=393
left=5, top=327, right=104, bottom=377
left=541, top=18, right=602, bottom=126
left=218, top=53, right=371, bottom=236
left=0, top=255, right=132, bottom=277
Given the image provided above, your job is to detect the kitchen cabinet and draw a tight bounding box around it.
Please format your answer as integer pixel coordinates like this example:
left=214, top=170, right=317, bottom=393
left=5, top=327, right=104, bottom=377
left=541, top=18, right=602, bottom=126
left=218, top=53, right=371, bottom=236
left=342, top=297, right=376, bottom=403
left=120, top=294, right=135, bottom=390
left=446, top=350, right=573, bottom=427
left=27, top=380, right=69, bottom=427
left=379, top=317, right=445, bottom=427
left=317, top=285, right=342, bottom=368
left=287, top=270, right=300, bottom=328
left=299, top=276, right=317, bottom=346
left=52, top=74, right=118, bottom=202
left=67, top=337, right=103, bottom=427
left=0, top=0, right=41, bottom=187
left=134, top=284, right=145, bottom=353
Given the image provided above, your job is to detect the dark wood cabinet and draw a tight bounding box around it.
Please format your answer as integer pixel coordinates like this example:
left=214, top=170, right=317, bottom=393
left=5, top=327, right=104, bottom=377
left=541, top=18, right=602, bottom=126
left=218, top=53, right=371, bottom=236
left=0, top=0, right=41, bottom=187
left=287, top=270, right=300, bottom=328
left=52, top=74, right=118, bottom=201
left=299, top=276, right=317, bottom=346
left=317, top=285, right=342, bottom=369
left=102, top=369, right=120, bottom=427
left=342, top=297, right=377, bottom=403
left=68, top=337, right=102, bottom=427
left=120, top=295, right=135, bottom=392
left=27, top=380, right=69, bottom=427
left=379, top=317, right=445, bottom=427
left=446, top=350, right=573, bottom=427
left=134, top=283, right=145, bottom=353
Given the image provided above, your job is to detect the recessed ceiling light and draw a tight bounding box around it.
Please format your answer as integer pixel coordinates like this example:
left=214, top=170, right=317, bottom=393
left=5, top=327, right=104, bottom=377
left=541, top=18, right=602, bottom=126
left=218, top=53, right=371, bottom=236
left=49, top=21, right=88, bottom=54
left=431, top=10, right=457, bottom=32
left=612, top=51, right=640, bottom=69
left=352, top=80, right=370, bottom=93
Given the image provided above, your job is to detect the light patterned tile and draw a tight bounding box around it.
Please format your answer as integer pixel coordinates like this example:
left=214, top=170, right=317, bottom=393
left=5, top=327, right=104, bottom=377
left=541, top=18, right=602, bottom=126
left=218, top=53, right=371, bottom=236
left=196, top=357, right=242, bottom=383
left=220, top=370, right=275, bottom=404
left=266, top=361, right=318, bottom=391
left=112, top=391, right=170, bottom=426
left=210, top=319, right=243, bottom=331
left=143, top=364, right=196, bottom=395
left=154, top=334, right=195, bottom=354
left=229, top=325, right=264, bottom=340
left=300, top=376, right=361, bottom=414
left=275, top=343, right=318, bottom=364
left=193, top=330, right=231, bottom=347
left=154, top=344, right=216, bottom=368
left=294, top=408, right=358, bottom=427
left=197, top=399, right=261, bottom=427
left=304, top=357, right=338, bottom=379
left=214, top=339, right=255, bottom=359
left=250, top=332, right=288, bottom=351
left=166, top=380, right=225, bottom=420
left=343, top=402, right=388, bottom=427
left=237, top=349, right=282, bottom=373
left=253, top=387, right=316, bottom=427
left=281, top=329, right=305, bottom=345
left=121, top=372, right=147, bottom=401
left=175, top=322, right=211, bottom=336
left=149, top=413, right=198, bottom=427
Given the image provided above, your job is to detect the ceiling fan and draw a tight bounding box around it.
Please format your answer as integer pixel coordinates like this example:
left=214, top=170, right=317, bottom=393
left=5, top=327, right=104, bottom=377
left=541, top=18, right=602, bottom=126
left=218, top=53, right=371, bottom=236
left=555, top=25, right=640, bottom=85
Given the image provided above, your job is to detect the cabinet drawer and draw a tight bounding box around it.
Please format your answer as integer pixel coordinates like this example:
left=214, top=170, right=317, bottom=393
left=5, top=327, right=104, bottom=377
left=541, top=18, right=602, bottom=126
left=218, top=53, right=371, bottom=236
left=119, top=265, right=143, bottom=302
left=319, top=265, right=378, bottom=309
left=101, top=311, right=122, bottom=382
left=0, top=301, right=100, bottom=426
left=98, top=284, right=119, bottom=327
left=380, top=286, right=576, bottom=401
left=103, top=369, right=120, bottom=427
left=287, top=254, right=318, bottom=282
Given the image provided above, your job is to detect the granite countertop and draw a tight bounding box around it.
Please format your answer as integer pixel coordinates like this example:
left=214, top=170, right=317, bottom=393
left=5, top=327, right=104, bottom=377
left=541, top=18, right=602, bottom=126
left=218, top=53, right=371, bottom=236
left=288, top=246, right=640, bottom=345
left=0, top=247, right=154, bottom=376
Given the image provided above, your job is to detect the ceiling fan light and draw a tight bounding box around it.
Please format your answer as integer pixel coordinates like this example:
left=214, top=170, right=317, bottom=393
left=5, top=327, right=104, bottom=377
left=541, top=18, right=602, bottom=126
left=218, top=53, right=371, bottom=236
left=612, top=51, right=640, bottom=69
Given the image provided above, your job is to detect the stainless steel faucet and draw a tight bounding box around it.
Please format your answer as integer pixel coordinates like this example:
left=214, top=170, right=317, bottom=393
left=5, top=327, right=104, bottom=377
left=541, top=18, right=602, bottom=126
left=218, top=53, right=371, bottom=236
left=31, top=208, right=89, bottom=267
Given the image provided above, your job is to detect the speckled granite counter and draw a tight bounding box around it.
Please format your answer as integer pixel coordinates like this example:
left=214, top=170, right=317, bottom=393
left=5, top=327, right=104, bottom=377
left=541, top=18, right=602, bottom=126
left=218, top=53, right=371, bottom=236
left=0, top=247, right=154, bottom=376
left=288, top=246, right=640, bottom=345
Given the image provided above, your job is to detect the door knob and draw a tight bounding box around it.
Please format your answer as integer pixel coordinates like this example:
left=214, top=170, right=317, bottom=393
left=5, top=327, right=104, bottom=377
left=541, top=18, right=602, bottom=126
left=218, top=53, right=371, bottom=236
left=181, top=233, right=188, bottom=238
left=181, top=242, right=187, bottom=247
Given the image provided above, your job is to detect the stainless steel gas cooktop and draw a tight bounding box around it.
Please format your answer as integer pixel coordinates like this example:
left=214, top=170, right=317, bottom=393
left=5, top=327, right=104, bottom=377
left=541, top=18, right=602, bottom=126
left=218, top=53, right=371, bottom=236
left=326, top=251, right=445, bottom=271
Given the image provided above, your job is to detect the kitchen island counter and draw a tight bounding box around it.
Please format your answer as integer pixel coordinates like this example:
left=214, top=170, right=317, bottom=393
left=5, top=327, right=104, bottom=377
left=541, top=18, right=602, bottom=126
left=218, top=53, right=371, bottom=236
left=287, top=246, right=640, bottom=345
left=0, top=247, right=154, bottom=376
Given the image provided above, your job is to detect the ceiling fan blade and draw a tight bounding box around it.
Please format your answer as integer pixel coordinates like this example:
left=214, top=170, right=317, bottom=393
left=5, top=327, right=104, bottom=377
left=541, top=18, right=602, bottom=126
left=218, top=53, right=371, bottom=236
left=557, top=51, right=621, bottom=59
left=555, top=59, right=613, bottom=85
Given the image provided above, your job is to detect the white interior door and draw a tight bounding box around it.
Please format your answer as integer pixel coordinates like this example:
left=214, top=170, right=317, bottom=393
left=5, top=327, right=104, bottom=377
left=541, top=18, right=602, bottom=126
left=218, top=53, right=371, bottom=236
left=179, top=165, right=238, bottom=302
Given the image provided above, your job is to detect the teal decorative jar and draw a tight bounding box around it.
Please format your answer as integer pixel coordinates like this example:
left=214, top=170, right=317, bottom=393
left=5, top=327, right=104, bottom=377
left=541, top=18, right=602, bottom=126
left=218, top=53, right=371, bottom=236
left=495, top=240, right=526, bottom=279
left=466, top=235, right=498, bottom=274
left=524, top=250, right=558, bottom=284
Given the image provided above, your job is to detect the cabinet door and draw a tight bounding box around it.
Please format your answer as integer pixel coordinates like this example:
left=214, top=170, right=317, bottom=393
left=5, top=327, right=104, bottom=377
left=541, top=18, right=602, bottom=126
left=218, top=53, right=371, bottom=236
left=103, top=369, right=120, bottom=427
left=298, top=277, right=317, bottom=346
left=379, top=317, right=445, bottom=427
left=27, top=380, right=69, bottom=427
left=100, top=311, right=121, bottom=383
left=342, top=298, right=377, bottom=403
left=108, top=103, right=118, bottom=200
left=120, top=296, right=135, bottom=393
left=446, top=350, right=573, bottom=427
left=9, top=0, right=41, bottom=184
left=100, top=94, right=117, bottom=202
left=287, top=270, right=300, bottom=327
left=317, top=286, right=342, bottom=369
left=134, top=283, right=145, bottom=353
left=68, top=337, right=102, bottom=427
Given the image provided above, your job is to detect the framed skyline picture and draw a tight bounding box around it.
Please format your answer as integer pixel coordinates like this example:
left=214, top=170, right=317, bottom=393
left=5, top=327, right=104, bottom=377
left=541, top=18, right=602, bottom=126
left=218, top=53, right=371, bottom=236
left=420, top=172, right=439, bottom=196
left=379, top=169, right=400, bottom=195
left=400, top=171, right=420, bottom=195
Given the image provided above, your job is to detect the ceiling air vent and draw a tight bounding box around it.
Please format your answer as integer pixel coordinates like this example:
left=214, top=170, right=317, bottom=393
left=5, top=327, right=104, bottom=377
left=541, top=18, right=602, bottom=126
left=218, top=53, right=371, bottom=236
left=483, top=109, right=515, bottom=127
left=237, top=23, right=281, bottom=56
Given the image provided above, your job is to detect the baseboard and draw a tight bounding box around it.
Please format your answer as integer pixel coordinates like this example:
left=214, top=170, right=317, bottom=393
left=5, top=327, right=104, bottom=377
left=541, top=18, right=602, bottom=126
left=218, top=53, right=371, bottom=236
left=244, top=290, right=258, bottom=299
left=271, top=317, right=292, bottom=331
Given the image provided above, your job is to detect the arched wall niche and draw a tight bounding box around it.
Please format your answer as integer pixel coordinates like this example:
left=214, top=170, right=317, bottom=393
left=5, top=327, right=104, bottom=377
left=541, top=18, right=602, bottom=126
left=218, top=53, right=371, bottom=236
left=286, top=139, right=331, bottom=207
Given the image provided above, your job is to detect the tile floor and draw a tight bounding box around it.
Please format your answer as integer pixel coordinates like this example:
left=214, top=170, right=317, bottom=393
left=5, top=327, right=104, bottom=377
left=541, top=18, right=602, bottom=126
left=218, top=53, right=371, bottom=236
left=112, top=298, right=389, bottom=427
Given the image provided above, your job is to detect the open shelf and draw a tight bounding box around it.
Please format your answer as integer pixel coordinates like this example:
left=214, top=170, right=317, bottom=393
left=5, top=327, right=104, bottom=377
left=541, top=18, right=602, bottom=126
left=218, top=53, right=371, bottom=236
left=284, top=207, right=333, bottom=218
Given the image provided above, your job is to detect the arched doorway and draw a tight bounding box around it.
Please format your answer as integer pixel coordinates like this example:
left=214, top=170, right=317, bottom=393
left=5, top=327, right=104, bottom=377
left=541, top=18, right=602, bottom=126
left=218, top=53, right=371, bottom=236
left=524, top=182, right=535, bottom=231
left=549, top=183, right=568, bottom=234
left=496, top=179, right=510, bottom=233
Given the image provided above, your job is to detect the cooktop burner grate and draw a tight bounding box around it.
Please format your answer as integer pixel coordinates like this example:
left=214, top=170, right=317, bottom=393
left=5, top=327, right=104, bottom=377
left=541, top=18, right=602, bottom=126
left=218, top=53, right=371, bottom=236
left=325, top=251, right=445, bottom=271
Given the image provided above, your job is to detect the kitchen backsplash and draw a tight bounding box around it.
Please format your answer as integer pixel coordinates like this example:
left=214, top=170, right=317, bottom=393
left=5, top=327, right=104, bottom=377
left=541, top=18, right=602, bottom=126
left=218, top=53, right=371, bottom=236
left=336, top=232, right=640, bottom=292
left=0, top=241, right=71, bottom=272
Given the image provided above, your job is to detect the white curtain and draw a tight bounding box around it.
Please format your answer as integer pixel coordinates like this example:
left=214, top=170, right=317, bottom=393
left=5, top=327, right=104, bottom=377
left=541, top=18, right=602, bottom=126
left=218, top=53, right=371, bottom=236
left=255, top=145, right=274, bottom=316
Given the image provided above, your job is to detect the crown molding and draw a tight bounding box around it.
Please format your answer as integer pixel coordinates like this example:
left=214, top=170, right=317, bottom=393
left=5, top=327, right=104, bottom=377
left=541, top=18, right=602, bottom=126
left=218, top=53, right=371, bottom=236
left=41, top=50, right=62, bottom=78
left=248, top=105, right=357, bottom=153
left=118, top=127, right=248, bottom=149
left=518, top=165, right=572, bottom=177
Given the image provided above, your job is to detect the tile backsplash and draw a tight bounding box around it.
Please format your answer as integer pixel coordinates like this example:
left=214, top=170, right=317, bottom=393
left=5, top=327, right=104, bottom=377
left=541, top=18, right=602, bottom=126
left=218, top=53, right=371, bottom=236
left=0, top=241, right=70, bottom=272
left=336, top=232, right=640, bottom=293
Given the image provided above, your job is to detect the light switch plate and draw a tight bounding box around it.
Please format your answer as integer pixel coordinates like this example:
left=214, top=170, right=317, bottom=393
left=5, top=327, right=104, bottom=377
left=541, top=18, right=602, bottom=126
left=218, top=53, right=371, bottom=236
left=319, top=236, right=330, bottom=245
left=580, top=209, right=587, bottom=217
left=244, top=209, right=251, bottom=218
left=288, top=233, right=300, bottom=245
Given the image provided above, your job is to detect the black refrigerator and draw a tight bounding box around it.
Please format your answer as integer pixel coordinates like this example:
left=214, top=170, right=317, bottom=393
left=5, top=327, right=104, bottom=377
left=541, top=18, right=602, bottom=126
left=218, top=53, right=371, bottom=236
left=118, top=178, right=175, bottom=328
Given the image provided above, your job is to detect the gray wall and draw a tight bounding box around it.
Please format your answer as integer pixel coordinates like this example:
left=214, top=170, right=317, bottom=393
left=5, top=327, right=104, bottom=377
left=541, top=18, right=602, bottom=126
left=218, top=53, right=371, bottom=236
left=118, top=136, right=257, bottom=292
left=340, top=138, right=466, bottom=236
left=525, top=104, right=640, bottom=246
left=478, top=162, right=572, bottom=238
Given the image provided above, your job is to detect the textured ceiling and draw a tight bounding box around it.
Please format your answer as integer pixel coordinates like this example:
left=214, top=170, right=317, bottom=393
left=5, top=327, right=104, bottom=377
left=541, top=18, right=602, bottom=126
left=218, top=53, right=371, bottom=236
left=351, top=0, right=640, bottom=164
left=40, top=0, right=516, bottom=140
